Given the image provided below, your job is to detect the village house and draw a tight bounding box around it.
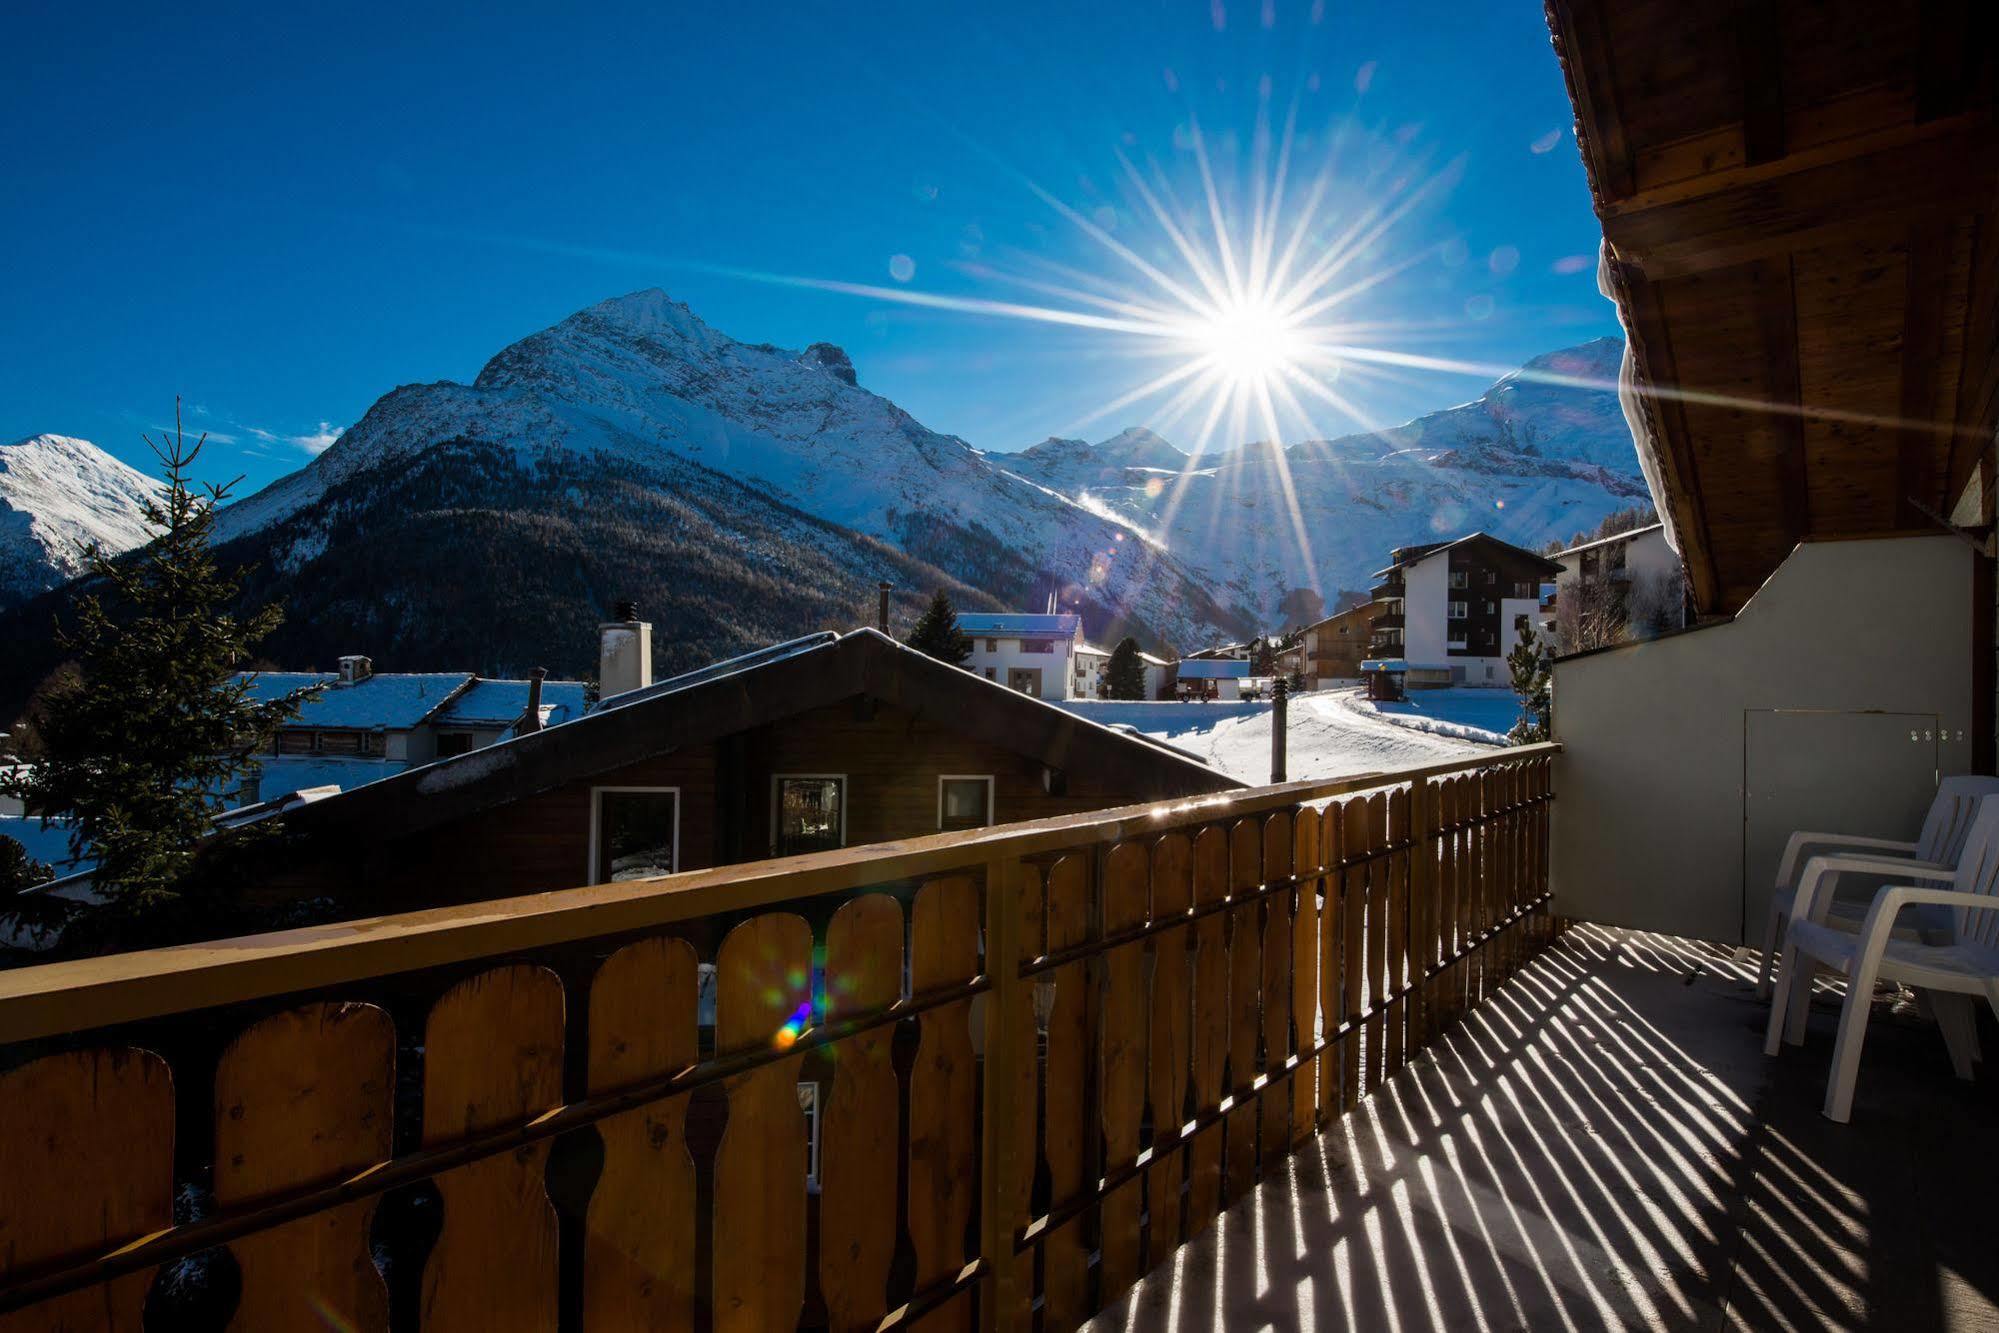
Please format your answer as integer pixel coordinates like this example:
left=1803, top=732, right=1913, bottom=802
left=1072, top=642, right=1174, bottom=699
left=1545, top=521, right=1690, bottom=653
left=1173, top=657, right=1249, bottom=701
left=1364, top=533, right=1562, bottom=689
left=1285, top=600, right=1385, bottom=689
left=240, top=656, right=589, bottom=805
left=254, top=623, right=1238, bottom=913
left=955, top=611, right=1084, bottom=700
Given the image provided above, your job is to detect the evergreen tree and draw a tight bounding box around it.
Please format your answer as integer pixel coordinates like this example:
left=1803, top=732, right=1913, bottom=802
left=0, top=403, right=312, bottom=947
left=1250, top=636, right=1277, bottom=676
left=905, top=589, right=973, bottom=666
left=1505, top=633, right=1554, bottom=744
left=1104, top=637, right=1147, bottom=699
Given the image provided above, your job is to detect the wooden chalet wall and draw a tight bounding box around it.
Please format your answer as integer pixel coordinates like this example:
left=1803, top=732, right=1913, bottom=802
left=268, top=698, right=1225, bottom=911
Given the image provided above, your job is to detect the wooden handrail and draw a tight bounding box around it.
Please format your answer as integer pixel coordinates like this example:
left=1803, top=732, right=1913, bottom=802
left=0, top=743, right=1557, bottom=1047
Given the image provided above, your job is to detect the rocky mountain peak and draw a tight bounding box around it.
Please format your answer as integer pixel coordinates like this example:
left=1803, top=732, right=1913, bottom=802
left=798, top=342, right=857, bottom=386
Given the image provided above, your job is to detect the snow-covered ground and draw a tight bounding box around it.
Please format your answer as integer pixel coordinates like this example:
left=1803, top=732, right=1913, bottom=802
left=1058, top=691, right=1495, bottom=786
left=1338, top=687, right=1524, bottom=746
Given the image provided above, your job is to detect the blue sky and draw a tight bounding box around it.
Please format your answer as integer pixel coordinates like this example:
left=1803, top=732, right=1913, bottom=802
left=2, top=2, right=1617, bottom=493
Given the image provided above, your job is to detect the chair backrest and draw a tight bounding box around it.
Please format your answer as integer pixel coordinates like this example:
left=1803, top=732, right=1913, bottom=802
left=1948, top=800, right=1999, bottom=952
left=1918, top=776, right=1999, bottom=864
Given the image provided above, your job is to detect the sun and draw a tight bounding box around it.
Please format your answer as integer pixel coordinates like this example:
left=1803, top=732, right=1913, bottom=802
left=1188, top=298, right=1305, bottom=388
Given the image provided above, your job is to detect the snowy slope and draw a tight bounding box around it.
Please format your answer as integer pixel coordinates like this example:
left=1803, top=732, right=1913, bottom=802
left=215, top=290, right=1246, bottom=647
left=0, top=434, right=163, bottom=607
left=1000, top=337, right=1649, bottom=615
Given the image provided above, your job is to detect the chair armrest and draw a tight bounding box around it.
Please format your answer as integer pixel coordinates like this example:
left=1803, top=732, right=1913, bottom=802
left=1790, top=854, right=1953, bottom=925
left=1853, top=886, right=1999, bottom=964
left=1775, top=832, right=1921, bottom=887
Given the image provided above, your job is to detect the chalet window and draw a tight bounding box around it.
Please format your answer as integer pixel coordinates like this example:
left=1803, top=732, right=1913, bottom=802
left=1515, top=614, right=1532, bottom=635
left=590, top=787, right=679, bottom=881
left=773, top=775, right=845, bottom=856
left=318, top=730, right=362, bottom=755
left=938, top=775, right=994, bottom=831
left=1448, top=601, right=1468, bottom=619
left=1020, top=639, right=1054, bottom=654
left=1485, top=570, right=1497, bottom=584
left=277, top=730, right=314, bottom=754
left=985, top=638, right=999, bottom=652
left=1448, top=570, right=1468, bottom=589
left=359, top=732, right=384, bottom=756
left=1514, top=581, right=1536, bottom=598
left=1484, top=601, right=1496, bottom=615
left=983, top=668, right=997, bottom=681
left=435, top=731, right=473, bottom=758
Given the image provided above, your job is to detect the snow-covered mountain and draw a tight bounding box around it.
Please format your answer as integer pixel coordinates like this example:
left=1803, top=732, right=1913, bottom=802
left=0, top=434, right=162, bottom=607
left=202, top=290, right=1246, bottom=663
left=999, top=337, right=1650, bottom=614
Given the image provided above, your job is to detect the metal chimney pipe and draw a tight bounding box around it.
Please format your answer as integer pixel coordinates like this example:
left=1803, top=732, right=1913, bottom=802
left=877, top=581, right=892, bottom=633
left=521, top=667, right=547, bottom=734
left=1270, top=676, right=1288, bottom=784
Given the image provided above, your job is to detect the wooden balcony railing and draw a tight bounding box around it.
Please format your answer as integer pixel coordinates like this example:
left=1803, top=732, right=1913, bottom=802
left=0, top=743, right=1560, bottom=1331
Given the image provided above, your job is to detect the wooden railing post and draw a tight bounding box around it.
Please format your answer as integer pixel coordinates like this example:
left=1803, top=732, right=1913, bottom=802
left=1408, top=773, right=1433, bottom=1051
left=979, top=854, right=1027, bottom=1333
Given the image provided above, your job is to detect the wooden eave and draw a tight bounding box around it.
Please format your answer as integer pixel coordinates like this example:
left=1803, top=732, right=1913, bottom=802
left=1546, top=0, right=1998, bottom=613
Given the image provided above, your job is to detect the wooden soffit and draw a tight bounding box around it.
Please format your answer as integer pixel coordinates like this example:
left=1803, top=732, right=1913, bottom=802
left=1546, top=0, right=1998, bottom=612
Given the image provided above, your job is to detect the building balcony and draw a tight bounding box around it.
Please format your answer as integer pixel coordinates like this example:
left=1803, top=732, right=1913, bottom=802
left=0, top=745, right=1989, bottom=1333
left=1373, top=612, right=1404, bottom=630
left=1370, top=580, right=1404, bottom=600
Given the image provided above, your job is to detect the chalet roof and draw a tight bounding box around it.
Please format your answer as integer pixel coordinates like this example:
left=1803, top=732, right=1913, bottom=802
left=1371, top=532, right=1566, bottom=580
left=1550, top=522, right=1667, bottom=561
left=278, top=628, right=1240, bottom=848
left=955, top=613, right=1082, bottom=636
left=1296, top=602, right=1383, bottom=637
left=241, top=671, right=475, bottom=731
left=1545, top=1, right=1998, bottom=614
left=1174, top=659, right=1251, bottom=680
left=434, top=678, right=590, bottom=730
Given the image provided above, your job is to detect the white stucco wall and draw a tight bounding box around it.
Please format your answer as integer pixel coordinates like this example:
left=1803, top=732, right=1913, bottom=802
left=963, top=634, right=1078, bottom=700
left=1402, top=552, right=1449, bottom=665
left=1552, top=536, right=1976, bottom=943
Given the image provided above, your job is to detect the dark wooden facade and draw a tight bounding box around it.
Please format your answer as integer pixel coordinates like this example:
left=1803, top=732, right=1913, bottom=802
left=264, top=631, right=1238, bottom=912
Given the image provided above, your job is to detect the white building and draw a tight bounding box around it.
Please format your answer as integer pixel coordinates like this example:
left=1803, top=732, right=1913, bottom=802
left=1547, top=522, right=1688, bottom=653
left=1073, top=643, right=1174, bottom=700
left=1174, top=658, right=1250, bottom=701
left=957, top=613, right=1084, bottom=700
left=1365, top=533, right=1562, bottom=689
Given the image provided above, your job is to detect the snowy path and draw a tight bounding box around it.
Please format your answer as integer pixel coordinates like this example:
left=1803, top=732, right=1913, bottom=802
left=1058, top=692, right=1493, bottom=787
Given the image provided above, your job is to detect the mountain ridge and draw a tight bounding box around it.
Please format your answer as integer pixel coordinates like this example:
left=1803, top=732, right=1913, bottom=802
left=0, top=433, right=165, bottom=606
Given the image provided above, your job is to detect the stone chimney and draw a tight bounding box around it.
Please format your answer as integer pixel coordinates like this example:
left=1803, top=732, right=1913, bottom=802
left=520, top=667, right=546, bottom=735
left=599, top=601, right=653, bottom=699
left=337, top=654, right=372, bottom=684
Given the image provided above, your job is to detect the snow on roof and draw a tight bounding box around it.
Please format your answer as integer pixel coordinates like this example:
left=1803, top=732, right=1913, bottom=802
left=252, top=755, right=410, bottom=803
left=1174, top=659, right=1251, bottom=679
left=1550, top=522, right=1666, bottom=560
left=955, top=613, right=1082, bottom=636
left=239, top=671, right=475, bottom=730
left=436, top=678, right=590, bottom=729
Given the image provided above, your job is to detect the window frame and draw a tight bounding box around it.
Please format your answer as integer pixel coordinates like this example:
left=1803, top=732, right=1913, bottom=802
left=434, top=730, right=474, bottom=758
left=770, top=772, right=848, bottom=856
left=1448, top=600, right=1468, bottom=620
left=588, top=785, right=682, bottom=883
left=937, top=774, right=996, bottom=831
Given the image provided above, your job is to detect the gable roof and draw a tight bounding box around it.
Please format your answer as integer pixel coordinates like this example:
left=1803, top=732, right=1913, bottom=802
left=435, top=678, right=591, bottom=730
left=1297, top=601, right=1382, bottom=637
left=955, top=612, right=1082, bottom=636
left=1174, top=659, right=1251, bottom=679
left=1550, top=522, right=1667, bottom=561
left=279, top=628, right=1239, bottom=848
left=241, top=671, right=476, bottom=730
left=1372, top=532, right=1565, bottom=580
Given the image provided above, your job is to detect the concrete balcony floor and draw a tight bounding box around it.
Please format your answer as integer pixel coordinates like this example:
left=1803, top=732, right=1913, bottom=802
left=1089, top=924, right=1999, bottom=1332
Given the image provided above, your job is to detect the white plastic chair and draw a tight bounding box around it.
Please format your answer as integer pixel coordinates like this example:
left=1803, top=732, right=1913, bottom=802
left=1755, top=776, right=1999, bottom=998
left=1764, top=800, right=1999, bottom=1122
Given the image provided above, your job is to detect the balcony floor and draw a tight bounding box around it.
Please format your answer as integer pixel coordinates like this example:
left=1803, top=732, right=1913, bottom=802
left=1089, top=924, right=1999, bottom=1332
